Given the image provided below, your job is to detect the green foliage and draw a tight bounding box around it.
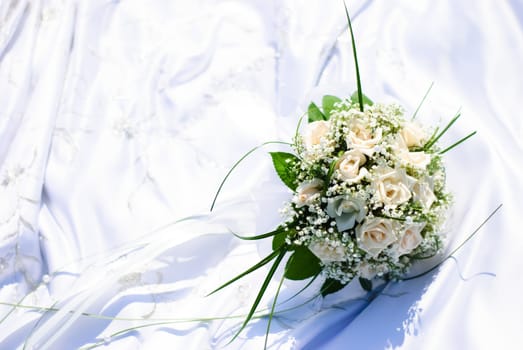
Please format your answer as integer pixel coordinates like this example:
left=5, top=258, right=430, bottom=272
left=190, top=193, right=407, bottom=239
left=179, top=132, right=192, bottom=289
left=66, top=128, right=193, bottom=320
left=284, top=246, right=322, bottom=280
left=320, top=278, right=346, bottom=297
left=272, top=227, right=290, bottom=250
left=270, top=152, right=299, bottom=191
left=358, top=277, right=373, bottom=291
left=308, top=102, right=326, bottom=122
left=322, top=95, right=342, bottom=118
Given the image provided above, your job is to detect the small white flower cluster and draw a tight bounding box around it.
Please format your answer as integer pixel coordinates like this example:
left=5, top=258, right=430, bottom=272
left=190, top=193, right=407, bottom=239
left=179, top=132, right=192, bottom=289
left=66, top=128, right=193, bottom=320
left=283, top=101, right=450, bottom=282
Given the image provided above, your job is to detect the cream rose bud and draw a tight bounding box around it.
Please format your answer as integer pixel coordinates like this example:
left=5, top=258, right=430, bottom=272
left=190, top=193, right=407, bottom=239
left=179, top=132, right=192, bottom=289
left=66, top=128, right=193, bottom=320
left=293, top=179, right=323, bottom=207
left=346, top=121, right=382, bottom=156
left=336, top=150, right=367, bottom=182
left=309, top=241, right=346, bottom=263
left=401, top=122, right=426, bottom=148
left=396, top=222, right=425, bottom=255
left=302, top=120, right=330, bottom=149
left=374, top=167, right=413, bottom=206
left=412, top=179, right=437, bottom=209
left=357, top=218, right=397, bottom=257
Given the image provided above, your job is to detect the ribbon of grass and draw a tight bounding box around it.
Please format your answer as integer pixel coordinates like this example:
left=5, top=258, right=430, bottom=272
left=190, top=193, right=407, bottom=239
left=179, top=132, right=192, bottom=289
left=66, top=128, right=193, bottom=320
left=423, top=109, right=462, bottom=150
left=228, top=248, right=287, bottom=343
left=264, top=267, right=286, bottom=349
left=343, top=1, right=364, bottom=112
left=401, top=203, right=502, bottom=281
left=210, top=141, right=292, bottom=212
left=411, top=82, right=434, bottom=120
left=206, top=248, right=285, bottom=297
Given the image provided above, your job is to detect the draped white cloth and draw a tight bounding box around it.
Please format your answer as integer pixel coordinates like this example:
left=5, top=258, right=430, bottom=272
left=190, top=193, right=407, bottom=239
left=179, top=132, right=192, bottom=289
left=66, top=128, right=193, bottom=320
left=1, top=0, right=522, bottom=349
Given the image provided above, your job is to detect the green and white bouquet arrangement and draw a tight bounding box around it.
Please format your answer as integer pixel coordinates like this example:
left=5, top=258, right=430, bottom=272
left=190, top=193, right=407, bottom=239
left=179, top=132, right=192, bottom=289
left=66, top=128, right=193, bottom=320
left=208, top=3, right=484, bottom=346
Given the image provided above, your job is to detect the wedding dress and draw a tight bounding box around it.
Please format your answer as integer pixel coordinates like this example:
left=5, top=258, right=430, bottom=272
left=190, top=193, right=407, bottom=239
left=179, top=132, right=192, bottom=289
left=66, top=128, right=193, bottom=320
left=1, top=0, right=522, bottom=349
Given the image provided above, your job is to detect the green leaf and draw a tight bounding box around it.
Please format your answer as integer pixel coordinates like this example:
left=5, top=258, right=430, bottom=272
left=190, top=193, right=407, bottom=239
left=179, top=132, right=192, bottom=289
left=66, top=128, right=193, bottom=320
left=270, top=152, right=299, bottom=191
left=358, top=277, right=373, bottom=292
left=284, top=246, right=322, bottom=280
left=322, top=95, right=342, bottom=118
left=350, top=91, right=373, bottom=107
left=272, top=227, right=289, bottom=250
left=321, top=278, right=346, bottom=297
left=308, top=102, right=326, bottom=122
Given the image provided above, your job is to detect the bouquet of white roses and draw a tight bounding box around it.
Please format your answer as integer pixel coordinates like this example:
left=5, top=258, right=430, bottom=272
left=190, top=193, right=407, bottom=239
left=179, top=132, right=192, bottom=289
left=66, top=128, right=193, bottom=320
left=208, top=3, right=476, bottom=345
left=273, top=96, right=452, bottom=293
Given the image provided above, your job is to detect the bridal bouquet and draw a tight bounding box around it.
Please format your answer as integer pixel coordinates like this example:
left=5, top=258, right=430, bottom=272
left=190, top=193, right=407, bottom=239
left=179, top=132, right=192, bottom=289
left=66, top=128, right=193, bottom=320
left=209, top=3, right=477, bottom=345
left=270, top=96, right=452, bottom=293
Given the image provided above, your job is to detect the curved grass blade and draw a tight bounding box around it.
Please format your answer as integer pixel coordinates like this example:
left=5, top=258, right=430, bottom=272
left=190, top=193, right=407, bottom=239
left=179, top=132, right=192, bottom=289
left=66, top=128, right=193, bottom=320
left=210, top=141, right=292, bottom=211
left=22, top=301, right=59, bottom=350
left=411, top=81, right=434, bottom=120
left=278, top=273, right=320, bottom=305
left=206, top=248, right=284, bottom=297
left=229, top=249, right=287, bottom=343
left=228, top=227, right=284, bottom=241
left=0, top=293, right=29, bottom=324
left=294, top=112, right=307, bottom=144
left=343, top=1, right=363, bottom=112
left=401, top=203, right=502, bottom=281
left=264, top=268, right=286, bottom=349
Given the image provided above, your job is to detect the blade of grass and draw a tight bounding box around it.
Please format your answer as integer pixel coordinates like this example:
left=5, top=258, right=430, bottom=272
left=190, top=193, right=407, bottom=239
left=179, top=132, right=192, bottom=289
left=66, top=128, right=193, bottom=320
left=264, top=268, right=286, bottom=349
left=229, top=249, right=287, bottom=343
left=402, top=203, right=502, bottom=281
left=210, top=141, right=292, bottom=211
left=423, top=109, right=461, bottom=150
left=228, top=227, right=283, bottom=241
left=343, top=1, right=363, bottom=112
left=206, top=248, right=284, bottom=297
left=411, top=81, right=434, bottom=120
left=439, top=131, right=476, bottom=154
left=278, top=273, right=320, bottom=305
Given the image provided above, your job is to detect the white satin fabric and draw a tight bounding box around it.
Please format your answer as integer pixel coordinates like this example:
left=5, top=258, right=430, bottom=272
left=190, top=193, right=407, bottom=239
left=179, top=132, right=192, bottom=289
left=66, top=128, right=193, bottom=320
left=1, top=0, right=522, bottom=349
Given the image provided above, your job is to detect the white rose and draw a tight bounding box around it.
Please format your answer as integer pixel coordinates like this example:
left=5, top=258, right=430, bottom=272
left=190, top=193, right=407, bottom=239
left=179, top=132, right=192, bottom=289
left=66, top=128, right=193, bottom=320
left=346, top=121, right=382, bottom=156
left=399, top=151, right=431, bottom=169
left=412, top=179, right=437, bottom=209
left=309, top=241, right=346, bottom=263
left=303, top=121, right=330, bottom=149
left=293, top=179, right=323, bottom=208
left=374, top=167, right=413, bottom=206
left=336, top=150, right=367, bottom=182
left=401, top=122, right=426, bottom=148
left=395, top=222, right=425, bottom=256
left=356, top=218, right=397, bottom=257
left=393, top=136, right=431, bottom=169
